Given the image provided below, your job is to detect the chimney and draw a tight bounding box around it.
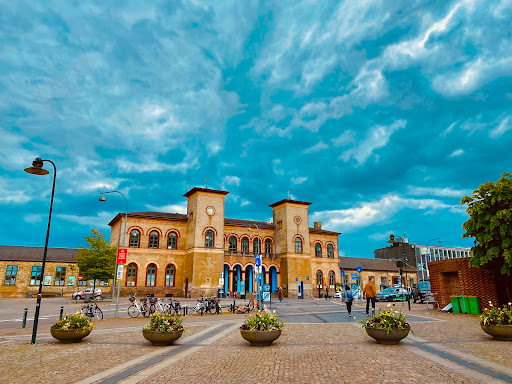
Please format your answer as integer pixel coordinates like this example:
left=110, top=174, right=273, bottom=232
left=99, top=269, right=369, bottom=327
left=314, top=222, right=322, bottom=229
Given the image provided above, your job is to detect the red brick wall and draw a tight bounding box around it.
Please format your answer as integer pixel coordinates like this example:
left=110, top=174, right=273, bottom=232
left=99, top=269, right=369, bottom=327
left=428, top=258, right=498, bottom=309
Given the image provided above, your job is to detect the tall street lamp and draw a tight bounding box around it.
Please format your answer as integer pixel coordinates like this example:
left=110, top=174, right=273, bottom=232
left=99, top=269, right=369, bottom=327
left=24, top=157, right=56, bottom=344
left=248, top=224, right=262, bottom=311
left=99, top=191, right=128, bottom=318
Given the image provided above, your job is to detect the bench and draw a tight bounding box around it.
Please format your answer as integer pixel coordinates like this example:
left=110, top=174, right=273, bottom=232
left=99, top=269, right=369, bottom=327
left=425, top=292, right=439, bottom=311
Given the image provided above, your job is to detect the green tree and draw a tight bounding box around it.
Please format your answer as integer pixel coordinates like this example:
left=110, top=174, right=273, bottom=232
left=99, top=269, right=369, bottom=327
left=77, top=229, right=116, bottom=288
left=461, top=173, right=512, bottom=303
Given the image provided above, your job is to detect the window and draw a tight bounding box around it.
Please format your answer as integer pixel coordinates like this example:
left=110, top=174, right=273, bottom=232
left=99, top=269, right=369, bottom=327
left=327, top=244, right=334, bottom=258
left=165, top=264, right=175, bottom=286
left=329, top=271, right=335, bottom=287
left=30, top=266, right=42, bottom=285
left=126, top=263, right=137, bottom=286
left=146, top=264, right=157, bottom=287
left=4, top=265, right=18, bottom=285
left=315, top=243, right=322, bottom=257
left=55, top=267, right=66, bottom=286
left=99, top=281, right=109, bottom=286
left=265, top=239, right=272, bottom=254
left=381, top=276, right=387, bottom=287
left=168, top=232, right=177, bottom=249
left=149, top=230, right=159, bottom=249
left=316, top=270, right=323, bottom=288
left=295, top=237, right=302, bottom=253
left=130, top=229, right=140, bottom=248
left=342, top=275, right=349, bottom=285
left=78, top=279, right=87, bottom=286
left=205, top=230, right=214, bottom=248
left=229, top=236, right=237, bottom=252
left=242, top=237, right=249, bottom=253
left=253, top=238, right=260, bottom=254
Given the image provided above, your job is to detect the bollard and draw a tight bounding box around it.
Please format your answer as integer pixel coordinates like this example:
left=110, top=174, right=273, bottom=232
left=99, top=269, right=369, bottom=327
left=60, top=306, right=64, bottom=320
left=22, top=308, right=28, bottom=328
left=233, top=299, right=236, bottom=313
left=407, top=295, right=411, bottom=311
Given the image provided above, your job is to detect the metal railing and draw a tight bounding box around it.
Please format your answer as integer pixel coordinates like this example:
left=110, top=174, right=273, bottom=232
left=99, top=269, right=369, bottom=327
left=224, top=251, right=279, bottom=258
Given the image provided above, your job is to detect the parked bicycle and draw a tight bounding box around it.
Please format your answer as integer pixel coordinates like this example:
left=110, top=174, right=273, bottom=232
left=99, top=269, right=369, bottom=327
left=81, top=298, right=103, bottom=320
left=127, top=294, right=150, bottom=318
left=236, top=298, right=255, bottom=314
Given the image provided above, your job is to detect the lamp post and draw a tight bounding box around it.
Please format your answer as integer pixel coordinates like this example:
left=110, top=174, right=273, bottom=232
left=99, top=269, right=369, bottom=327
left=99, top=191, right=128, bottom=318
left=24, top=157, right=56, bottom=344
left=248, top=224, right=262, bottom=311
left=387, top=234, right=412, bottom=310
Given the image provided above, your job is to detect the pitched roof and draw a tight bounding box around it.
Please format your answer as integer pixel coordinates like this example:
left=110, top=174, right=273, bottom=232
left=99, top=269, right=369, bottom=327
left=108, top=211, right=188, bottom=226
left=0, top=245, right=78, bottom=263
left=269, top=199, right=312, bottom=208
left=309, top=227, right=341, bottom=236
left=183, top=187, right=229, bottom=197
left=224, top=218, right=275, bottom=229
left=338, top=256, right=416, bottom=272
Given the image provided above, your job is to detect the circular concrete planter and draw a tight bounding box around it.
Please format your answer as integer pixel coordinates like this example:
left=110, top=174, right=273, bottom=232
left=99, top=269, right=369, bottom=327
left=143, top=329, right=184, bottom=346
left=240, top=329, right=281, bottom=346
left=365, top=327, right=410, bottom=345
left=481, top=324, right=512, bottom=341
left=50, top=328, right=91, bottom=343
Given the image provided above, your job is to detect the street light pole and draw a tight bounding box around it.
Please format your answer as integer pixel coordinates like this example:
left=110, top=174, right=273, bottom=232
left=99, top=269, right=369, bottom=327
left=248, top=224, right=262, bottom=311
left=24, top=157, right=56, bottom=345
left=99, top=191, right=128, bottom=318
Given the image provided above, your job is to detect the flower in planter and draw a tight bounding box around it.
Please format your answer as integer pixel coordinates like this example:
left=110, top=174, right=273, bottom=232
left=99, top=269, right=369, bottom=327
left=480, top=303, right=512, bottom=326
left=52, top=312, right=94, bottom=331
left=240, top=310, right=284, bottom=331
left=143, top=312, right=184, bottom=333
left=359, top=305, right=411, bottom=334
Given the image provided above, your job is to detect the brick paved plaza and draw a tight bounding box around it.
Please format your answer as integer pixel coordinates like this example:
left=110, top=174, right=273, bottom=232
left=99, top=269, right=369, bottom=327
left=1, top=299, right=511, bottom=384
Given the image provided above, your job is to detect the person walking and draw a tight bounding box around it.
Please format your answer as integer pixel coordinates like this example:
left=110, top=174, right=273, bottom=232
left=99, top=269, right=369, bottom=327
left=363, top=277, right=377, bottom=316
left=343, top=284, right=354, bottom=317
left=278, top=287, right=284, bottom=303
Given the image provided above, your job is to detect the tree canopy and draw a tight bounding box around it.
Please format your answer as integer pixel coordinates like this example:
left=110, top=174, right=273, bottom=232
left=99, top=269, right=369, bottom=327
left=77, top=229, right=116, bottom=282
left=461, top=173, right=512, bottom=275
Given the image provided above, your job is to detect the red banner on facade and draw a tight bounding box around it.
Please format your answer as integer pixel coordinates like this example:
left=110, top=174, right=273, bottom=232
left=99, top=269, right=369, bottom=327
left=117, top=248, right=127, bottom=264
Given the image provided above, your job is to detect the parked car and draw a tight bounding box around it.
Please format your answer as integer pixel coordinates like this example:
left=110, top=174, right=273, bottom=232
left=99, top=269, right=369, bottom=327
left=72, top=288, right=102, bottom=300
left=411, top=281, right=431, bottom=303
left=376, top=287, right=410, bottom=302
left=334, top=289, right=361, bottom=300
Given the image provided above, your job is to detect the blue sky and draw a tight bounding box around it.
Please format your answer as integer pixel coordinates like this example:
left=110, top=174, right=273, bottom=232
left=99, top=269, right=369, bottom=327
left=1, top=1, right=511, bottom=257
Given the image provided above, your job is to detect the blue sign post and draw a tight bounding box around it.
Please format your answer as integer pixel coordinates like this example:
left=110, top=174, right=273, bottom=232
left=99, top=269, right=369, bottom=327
left=341, top=270, right=345, bottom=276
left=356, top=266, right=362, bottom=273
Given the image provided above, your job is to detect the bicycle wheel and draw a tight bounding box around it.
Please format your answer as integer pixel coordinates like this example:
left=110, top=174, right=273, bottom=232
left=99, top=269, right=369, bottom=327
left=128, top=305, right=139, bottom=318
left=149, top=304, right=156, bottom=316
left=80, top=306, right=89, bottom=317
left=94, top=307, right=103, bottom=320
left=142, top=304, right=150, bottom=317
left=174, top=304, right=181, bottom=315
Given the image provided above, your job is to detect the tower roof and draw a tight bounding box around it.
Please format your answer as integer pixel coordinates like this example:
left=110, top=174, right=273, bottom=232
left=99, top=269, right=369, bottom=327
left=269, top=199, right=312, bottom=208
left=183, top=187, right=229, bottom=198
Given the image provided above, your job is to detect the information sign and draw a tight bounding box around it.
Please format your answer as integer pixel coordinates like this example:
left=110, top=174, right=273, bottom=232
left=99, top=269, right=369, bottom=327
left=356, top=266, right=362, bottom=273
left=295, top=277, right=298, bottom=281
left=117, top=248, right=127, bottom=264
left=240, top=281, right=246, bottom=295
left=116, top=264, right=124, bottom=280
left=219, top=278, right=224, bottom=285
left=262, top=283, right=271, bottom=292
left=351, top=273, right=358, bottom=279
left=255, top=254, right=261, bottom=267
left=256, top=265, right=262, bottom=274
left=263, top=292, right=271, bottom=302
left=306, top=276, right=309, bottom=281
left=78, top=275, right=83, bottom=281
left=341, top=270, right=345, bottom=276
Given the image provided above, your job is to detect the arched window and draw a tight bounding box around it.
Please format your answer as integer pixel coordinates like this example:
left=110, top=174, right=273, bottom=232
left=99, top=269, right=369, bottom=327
left=129, top=229, right=140, bottom=248
left=126, top=263, right=137, bottom=286
left=242, top=237, right=249, bottom=253
left=149, top=231, right=159, bottom=249
left=168, top=232, right=177, bottom=249
left=265, top=239, right=272, bottom=255
left=327, top=244, right=334, bottom=258
left=329, top=270, right=335, bottom=287
left=315, top=243, right=322, bottom=257
left=229, top=236, right=237, bottom=252
left=205, top=230, right=214, bottom=248
left=253, top=238, right=260, bottom=255
left=165, top=264, right=175, bottom=287
left=295, top=237, right=302, bottom=253
left=146, top=263, right=156, bottom=287
left=316, top=270, right=323, bottom=288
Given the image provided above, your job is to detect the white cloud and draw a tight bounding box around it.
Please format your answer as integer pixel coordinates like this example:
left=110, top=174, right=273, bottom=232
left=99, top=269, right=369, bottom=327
left=490, top=115, right=512, bottom=138
left=24, top=214, right=44, bottom=224
left=407, top=186, right=472, bottom=198
left=57, top=211, right=115, bottom=228
left=222, top=175, right=241, bottom=186
left=450, top=149, right=464, bottom=157
left=240, top=200, right=251, bottom=207
left=441, top=121, right=457, bottom=137
left=340, top=120, right=406, bottom=164
left=302, top=142, right=328, bottom=154
left=145, top=203, right=187, bottom=214
left=332, top=130, right=356, bottom=147
left=311, top=194, right=452, bottom=233
left=291, top=177, right=307, bottom=185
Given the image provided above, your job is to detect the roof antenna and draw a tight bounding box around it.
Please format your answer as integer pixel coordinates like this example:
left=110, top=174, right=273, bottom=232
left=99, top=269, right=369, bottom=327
left=288, top=190, right=290, bottom=199
left=205, top=178, right=208, bottom=189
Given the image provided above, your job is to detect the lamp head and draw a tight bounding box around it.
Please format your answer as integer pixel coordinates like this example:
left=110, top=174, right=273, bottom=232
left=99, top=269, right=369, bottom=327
left=99, top=194, right=106, bottom=202
left=24, top=157, right=49, bottom=175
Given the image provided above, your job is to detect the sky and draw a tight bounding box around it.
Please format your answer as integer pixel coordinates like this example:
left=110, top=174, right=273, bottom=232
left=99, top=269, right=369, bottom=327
left=1, top=0, right=511, bottom=258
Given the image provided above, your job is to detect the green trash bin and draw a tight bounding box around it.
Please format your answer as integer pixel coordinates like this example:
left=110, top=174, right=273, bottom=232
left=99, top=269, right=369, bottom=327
left=468, top=296, right=480, bottom=314
left=451, top=296, right=461, bottom=313
left=460, top=296, right=470, bottom=314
